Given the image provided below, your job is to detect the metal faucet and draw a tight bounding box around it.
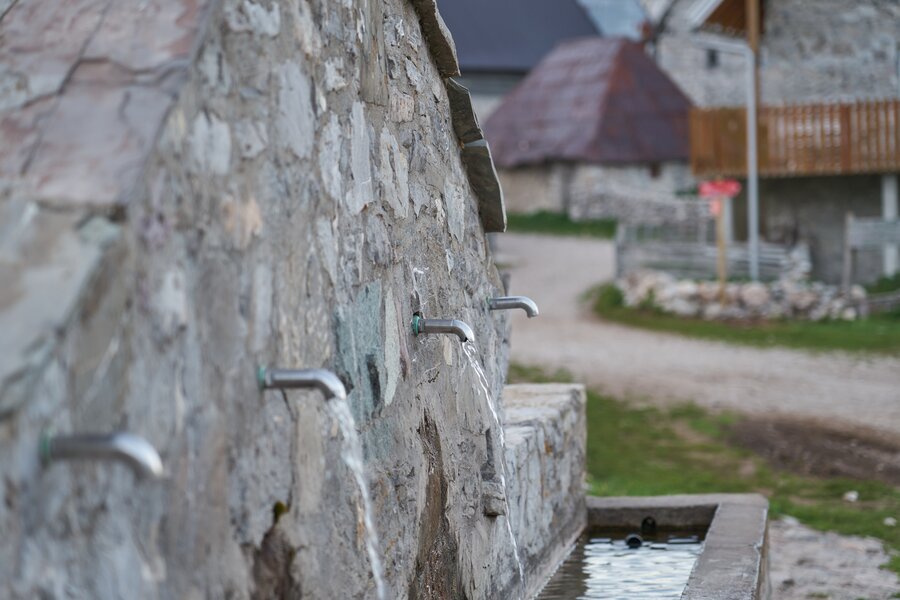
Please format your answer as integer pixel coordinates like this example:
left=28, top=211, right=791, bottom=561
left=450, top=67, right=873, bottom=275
left=488, top=296, right=540, bottom=318
left=411, top=315, right=475, bottom=342
left=257, top=367, right=348, bottom=401
left=40, top=432, right=164, bottom=479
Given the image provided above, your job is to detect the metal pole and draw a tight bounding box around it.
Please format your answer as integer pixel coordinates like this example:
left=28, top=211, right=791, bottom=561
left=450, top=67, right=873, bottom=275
left=716, top=197, right=728, bottom=302
left=693, top=36, right=761, bottom=280
left=746, top=49, right=760, bottom=281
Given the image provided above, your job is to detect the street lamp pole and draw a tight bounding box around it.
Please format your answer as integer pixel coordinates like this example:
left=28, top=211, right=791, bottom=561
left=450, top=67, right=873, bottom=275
left=693, top=35, right=760, bottom=280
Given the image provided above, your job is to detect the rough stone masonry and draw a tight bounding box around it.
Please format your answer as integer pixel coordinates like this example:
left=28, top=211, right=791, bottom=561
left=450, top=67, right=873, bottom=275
left=0, top=0, right=551, bottom=598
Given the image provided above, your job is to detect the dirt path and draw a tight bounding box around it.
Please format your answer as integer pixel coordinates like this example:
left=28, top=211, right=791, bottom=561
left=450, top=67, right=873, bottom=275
left=497, top=233, right=900, bottom=439
left=769, top=517, right=899, bottom=600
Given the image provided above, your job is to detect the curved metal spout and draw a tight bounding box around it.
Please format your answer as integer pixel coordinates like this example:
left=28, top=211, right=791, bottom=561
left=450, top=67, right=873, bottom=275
left=488, top=296, right=540, bottom=318
left=40, top=432, right=164, bottom=479
left=411, top=315, right=474, bottom=342
left=257, top=367, right=347, bottom=401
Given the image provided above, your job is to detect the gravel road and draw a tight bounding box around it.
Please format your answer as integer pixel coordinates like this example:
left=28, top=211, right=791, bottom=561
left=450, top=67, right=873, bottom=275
left=497, top=233, right=900, bottom=438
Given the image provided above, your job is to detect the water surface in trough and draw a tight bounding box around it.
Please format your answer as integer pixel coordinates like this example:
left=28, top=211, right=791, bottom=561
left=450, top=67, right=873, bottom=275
left=536, top=529, right=704, bottom=599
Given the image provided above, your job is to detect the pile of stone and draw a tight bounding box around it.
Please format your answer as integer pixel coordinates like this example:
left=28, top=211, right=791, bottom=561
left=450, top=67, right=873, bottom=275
left=617, top=270, right=867, bottom=321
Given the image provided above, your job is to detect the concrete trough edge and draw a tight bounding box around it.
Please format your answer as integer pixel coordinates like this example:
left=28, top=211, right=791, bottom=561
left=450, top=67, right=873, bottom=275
left=583, top=494, right=770, bottom=600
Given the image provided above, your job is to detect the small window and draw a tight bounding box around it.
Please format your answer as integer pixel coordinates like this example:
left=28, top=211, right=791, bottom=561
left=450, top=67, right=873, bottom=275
left=706, top=48, right=719, bottom=69
left=649, top=163, right=661, bottom=178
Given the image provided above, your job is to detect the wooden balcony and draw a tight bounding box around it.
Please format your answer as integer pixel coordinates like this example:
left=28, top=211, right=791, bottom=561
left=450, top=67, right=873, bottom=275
left=690, top=99, right=900, bottom=178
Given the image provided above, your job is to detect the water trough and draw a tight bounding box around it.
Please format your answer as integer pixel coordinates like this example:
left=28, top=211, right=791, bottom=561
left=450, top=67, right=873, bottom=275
left=500, top=384, right=770, bottom=600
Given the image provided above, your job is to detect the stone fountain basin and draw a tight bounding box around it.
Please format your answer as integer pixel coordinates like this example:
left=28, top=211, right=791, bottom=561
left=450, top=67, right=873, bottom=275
left=582, top=494, right=770, bottom=600
left=502, top=385, right=770, bottom=600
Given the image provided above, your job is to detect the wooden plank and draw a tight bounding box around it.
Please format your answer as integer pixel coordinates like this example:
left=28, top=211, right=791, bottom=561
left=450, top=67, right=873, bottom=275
left=690, top=99, right=900, bottom=178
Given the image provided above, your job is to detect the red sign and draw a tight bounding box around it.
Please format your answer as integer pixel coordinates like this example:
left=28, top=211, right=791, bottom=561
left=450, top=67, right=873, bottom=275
left=699, top=179, right=742, bottom=199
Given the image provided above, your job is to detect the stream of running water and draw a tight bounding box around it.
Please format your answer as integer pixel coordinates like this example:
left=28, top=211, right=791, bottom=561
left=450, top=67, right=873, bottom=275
left=326, top=399, right=387, bottom=600
left=462, top=340, right=526, bottom=599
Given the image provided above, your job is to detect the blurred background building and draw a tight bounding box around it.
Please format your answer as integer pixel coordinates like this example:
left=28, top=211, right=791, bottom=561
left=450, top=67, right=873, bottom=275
left=445, top=0, right=900, bottom=284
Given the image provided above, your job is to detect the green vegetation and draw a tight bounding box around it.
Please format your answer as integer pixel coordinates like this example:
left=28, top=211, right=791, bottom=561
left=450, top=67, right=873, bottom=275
left=507, top=363, right=900, bottom=575
left=868, top=273, right=900, bottom=295
left=589, top=283, right=900, bottom=354
left=505, top=210, right=617, bottom=239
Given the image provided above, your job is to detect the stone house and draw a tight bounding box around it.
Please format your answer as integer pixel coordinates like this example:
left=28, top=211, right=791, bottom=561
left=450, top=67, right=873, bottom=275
left=484, top=37, right=698, bottom=224
left=0, top=1, right=585, bottom=598
left=648, top=0, right=900, bottom=284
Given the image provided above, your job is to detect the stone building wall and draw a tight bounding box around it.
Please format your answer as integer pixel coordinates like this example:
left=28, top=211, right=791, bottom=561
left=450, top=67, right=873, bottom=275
left=497, top=164, right=576, bottom=215
left=498, top=161, right=698, bottom=225
left=758, top=176, right=883, bottom=284
left=652, top=0, right=900, bottom=107
left=567, top=162, right=697, bottom=224
left=0, top=1, right=543, bottom=598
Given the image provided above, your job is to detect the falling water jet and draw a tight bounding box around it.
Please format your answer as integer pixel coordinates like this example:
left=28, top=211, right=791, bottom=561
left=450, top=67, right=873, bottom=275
left=326, top=399, right=388, bottom=600
left=258, top=366, right=387, bottom=599
left=461, top=341, right=527, bottom=599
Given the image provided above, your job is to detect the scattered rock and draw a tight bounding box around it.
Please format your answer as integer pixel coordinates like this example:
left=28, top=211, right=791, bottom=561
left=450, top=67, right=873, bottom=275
left=617, top=269, right=866, bottom=322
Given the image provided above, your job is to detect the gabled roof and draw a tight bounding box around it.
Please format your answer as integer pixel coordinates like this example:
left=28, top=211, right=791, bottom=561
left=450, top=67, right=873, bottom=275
left=438, top=0, right=600, bottom=73
left=687, top=0, right=765, bottom=37
left=484, top=38, right=692, bottom=167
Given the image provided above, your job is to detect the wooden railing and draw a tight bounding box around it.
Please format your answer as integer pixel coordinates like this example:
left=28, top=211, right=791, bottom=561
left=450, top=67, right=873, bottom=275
left=690, top=99, right=900, bottom=178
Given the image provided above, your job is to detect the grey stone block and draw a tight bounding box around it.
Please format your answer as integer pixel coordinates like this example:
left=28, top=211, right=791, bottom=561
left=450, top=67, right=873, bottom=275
left=408, top=0, right=461, bottom=77
left=462, top=140, right=507, bottom=233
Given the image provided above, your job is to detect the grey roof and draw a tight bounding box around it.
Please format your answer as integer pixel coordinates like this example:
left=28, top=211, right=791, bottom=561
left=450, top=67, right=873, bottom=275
left=439, top=0, right=601, bottom=73
left=578, top=0, right=648, bottom=40
left=484, top=38, right=693, bottom=166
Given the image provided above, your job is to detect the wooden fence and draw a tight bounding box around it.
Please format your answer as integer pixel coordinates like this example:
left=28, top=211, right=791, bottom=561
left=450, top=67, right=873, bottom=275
left=690, top=99, right=900, bottom=178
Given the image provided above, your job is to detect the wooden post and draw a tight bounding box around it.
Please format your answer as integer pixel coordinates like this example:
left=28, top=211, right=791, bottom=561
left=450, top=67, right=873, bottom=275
left=842, top=211, right=855, bottom=294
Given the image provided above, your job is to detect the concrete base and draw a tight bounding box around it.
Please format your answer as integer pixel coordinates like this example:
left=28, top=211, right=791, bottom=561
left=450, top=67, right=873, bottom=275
left=586, top=494, right=771, bottom=600
left=499, top=384, right=587, bottom=599
left=495, top=384, right=770, bottom=600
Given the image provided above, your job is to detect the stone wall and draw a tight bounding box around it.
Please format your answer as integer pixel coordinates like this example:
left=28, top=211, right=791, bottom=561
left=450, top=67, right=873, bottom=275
left=567, top=162, right=697, bottom=224
left=747, top=176, right=883, bottom=285
left=497, top=164, right=576, bottom=215
left=0, top=1, right=558, bottom=598
left=618, top=270, right=868, bottom=322
left=498, top=161, right=699, bottom=225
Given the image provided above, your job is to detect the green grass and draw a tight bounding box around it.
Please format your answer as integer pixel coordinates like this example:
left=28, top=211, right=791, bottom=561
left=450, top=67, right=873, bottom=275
left=507, top=363, right=900, bottom=575
left=589, top=283, right=900, bottom=354
left=868, top=273, right=900, bottom=295
left=505, top=210, right=617, bottom=239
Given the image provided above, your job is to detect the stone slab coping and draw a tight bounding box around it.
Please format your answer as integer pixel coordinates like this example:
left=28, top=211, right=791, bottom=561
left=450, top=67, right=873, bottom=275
left=586, top=494, right=770, bottom=600
left=503, top=383, right=587, bottom=600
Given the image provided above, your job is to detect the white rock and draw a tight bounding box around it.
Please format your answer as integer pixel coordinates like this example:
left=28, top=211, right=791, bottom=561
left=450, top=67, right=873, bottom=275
left=323, top=58, right=347, bottom=91
left=318, top=115, right=342, bottom=200
left=843, top=490, right=859, bottom=503
left=378, top=127, right=409, bottom=218
left=674, top=280, right=699, bottom=299
left=740, top=282, right=770, bottom=310
left=188, top=112, right=231, bottom=175
left=234, top=119, right=268, bottom=159
left=668, top=298, right=699, bottom=317
left=347, top=102, right=373, bottom=214
left=277, top=62, right=314, bottom=160
left=702, top=302, right=724, bottom=320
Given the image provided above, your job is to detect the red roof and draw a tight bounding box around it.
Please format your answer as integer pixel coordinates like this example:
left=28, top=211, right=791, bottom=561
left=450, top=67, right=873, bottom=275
left=484, top=38, right=693, bottom=168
